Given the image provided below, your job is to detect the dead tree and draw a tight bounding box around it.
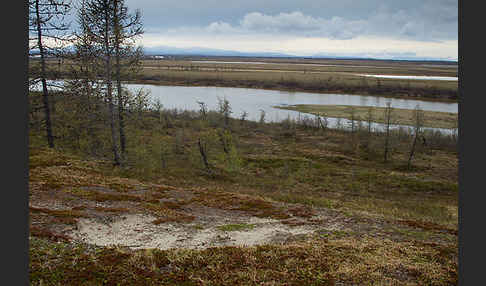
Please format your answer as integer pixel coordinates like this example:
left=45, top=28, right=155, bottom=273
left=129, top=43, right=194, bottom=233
left=29, top=0, right=71, bottom=148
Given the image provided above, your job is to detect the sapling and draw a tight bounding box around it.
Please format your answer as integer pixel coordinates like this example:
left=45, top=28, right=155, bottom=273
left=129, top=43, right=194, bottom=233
left=240, top=111, right=248, bottom=122
left=217, top=97, right=232, bottom=128
left=383, top=102, right=393, bottom=163
left=407, top=105, right=424, bottom=169
left=259, top=109, right=266, bottom=124
left=197, top=101, right=207, bottom=120
left=198, top=137, right=212, bottom=175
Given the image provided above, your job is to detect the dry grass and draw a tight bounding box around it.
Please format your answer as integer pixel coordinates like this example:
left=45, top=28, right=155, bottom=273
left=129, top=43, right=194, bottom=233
left=190, top=189, right=291, bottom=219
left=276, top=104, right=458, bottom=129
left=29, top=235, right=457, bottom=285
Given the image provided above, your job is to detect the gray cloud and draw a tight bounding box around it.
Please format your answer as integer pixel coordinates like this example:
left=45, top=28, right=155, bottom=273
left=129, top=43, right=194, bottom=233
left=240, top=12, right=322, bottom=32
left=364, top=1, right=457, bottom=41
left=237, top=12, right=366, bottom=39
left=127, top=0, right=457, bottom=42
left=189, top=7, right=456, bottom=41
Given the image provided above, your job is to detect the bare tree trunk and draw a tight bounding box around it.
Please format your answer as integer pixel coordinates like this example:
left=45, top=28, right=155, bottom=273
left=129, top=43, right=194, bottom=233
left=105, top=6, right=121, bottom=165
left=115, top=49, right=126, bottom=162
left=407, top=106, right=424, bottom=169
left=407, top=133, right=419, bottom=169
left=35, top=0, right=54, bottom=148
left=198, top=138, right=212, bottom=174
left=114, top=0, right=126, bottom=161
left=116, top=59, right=126, bottom=160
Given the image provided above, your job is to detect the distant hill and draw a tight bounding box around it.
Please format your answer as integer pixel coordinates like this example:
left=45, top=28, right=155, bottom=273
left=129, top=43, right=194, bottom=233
left=309, top=52, right=458, bottom=63
left=142, top=46, right=457, bottom=63
left=31, top=45, right=457, bottom=64
left=142, top=46, right=294, bottom=58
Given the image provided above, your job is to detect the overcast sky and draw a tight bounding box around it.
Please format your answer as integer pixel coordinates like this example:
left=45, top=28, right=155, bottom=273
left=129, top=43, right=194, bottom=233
left=124, top=0, right=458, bottom=60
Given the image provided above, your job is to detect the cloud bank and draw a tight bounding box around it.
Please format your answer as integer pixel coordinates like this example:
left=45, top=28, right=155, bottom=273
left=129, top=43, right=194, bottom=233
left=128, top=0, right=457, bottom=60
left=148, top=2, right=457, bottom=42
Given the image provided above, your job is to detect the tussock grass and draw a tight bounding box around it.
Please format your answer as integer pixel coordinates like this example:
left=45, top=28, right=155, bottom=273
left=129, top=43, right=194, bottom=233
left=145, top=202, right=195, bottom=224
left=29, top=235, right=457, bottom=285
left=62, top=187, right=142, bottom=202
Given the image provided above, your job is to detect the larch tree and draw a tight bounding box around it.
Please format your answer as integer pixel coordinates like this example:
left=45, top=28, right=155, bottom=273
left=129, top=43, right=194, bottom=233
left=60, top=0, right=106, bottom=154
left=113, top=0, right=143, bottom=161
left=78, top=0, right=121, bottom=165
left=76, top=0, right=143, bottom=165
left=29, top=0, right=71, bottom=148
left=69, top=0, right=104, bottom=104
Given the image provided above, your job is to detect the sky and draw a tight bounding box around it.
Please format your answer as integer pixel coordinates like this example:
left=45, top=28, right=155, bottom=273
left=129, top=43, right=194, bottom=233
left=81, top=0, right=460, bottom=60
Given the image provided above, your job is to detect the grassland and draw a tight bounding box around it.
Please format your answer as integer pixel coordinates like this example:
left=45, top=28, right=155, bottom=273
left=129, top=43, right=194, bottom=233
left=31, top=56, right=458, bottom=102
left=28, top=89, right=458, bottom=285
left=275, top=104, right=458, bottom=129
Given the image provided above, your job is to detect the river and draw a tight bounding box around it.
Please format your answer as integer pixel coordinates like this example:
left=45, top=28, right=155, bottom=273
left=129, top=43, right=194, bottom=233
left=124, top=84, right=457, bottom=134
left=33, top=80, right=458, bottom=134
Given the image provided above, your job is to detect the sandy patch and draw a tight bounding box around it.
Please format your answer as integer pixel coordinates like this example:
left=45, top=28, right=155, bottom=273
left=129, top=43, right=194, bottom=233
left=68, top=213, right=321, bottom=250
left=71, top=214, right=181, bottom=249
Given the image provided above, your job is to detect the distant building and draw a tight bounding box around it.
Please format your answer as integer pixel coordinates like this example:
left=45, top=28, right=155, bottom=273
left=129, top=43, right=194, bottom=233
left=153, top=55, right=165, bottom=59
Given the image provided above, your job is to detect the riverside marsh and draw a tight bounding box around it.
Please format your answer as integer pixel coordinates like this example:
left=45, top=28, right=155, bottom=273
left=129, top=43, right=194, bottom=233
left=275, top=104, right=458, bottom=129
left=135, top=57, right=458, bottom=102
left=32, top=56, right=459, bottom=102
left=29, top=56, right=458, bottom=285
